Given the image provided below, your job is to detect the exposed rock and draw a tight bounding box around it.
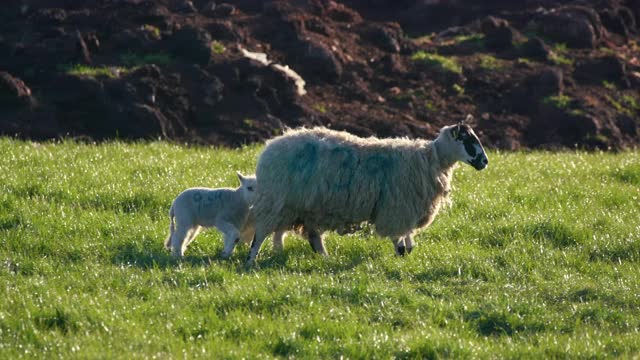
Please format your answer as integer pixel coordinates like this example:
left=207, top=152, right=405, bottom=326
left=480, top=16, right=521, bottom=51
left=168, top=26, right=212, bottom=65
left=127, top=103, right=170, bottom=138
left=207, top=21, right=243, bottom=41
left=202, top=2, right=236, bottom=17
left=326, top=3, right=361, bottom=23
left=508, top=67, right=563, bottom=114
left=535, top=6, right=604, bottom=48
left=574, top=55, right=630, bottom=88
left=0, top=72, right=32, bottom=109
left=519, top=37, right=551, bottom=61
left=364, top=24, right=402, bottom=53
left=297, top=39, right=343, bottom=81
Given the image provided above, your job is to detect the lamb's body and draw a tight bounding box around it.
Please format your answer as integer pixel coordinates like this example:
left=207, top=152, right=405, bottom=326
left=244, top=124, right=486, bottom=266
left=165, top=172, right=266, bottom=258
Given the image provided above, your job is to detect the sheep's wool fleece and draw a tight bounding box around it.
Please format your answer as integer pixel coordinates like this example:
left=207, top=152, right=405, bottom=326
left=254, top=127, right=455, bottom=238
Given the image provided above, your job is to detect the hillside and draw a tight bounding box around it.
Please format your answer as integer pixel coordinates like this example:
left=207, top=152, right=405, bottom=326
left=1, top=0, right=639, bottom=149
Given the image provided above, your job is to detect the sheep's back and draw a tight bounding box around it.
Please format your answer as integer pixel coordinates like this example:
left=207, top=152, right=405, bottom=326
left=256, top=128, right=434, bottom=232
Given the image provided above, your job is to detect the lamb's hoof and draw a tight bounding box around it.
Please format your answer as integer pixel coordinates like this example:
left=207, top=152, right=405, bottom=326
left=396, top=245, right=406, bottom=256
left=220, top=251, right=232, bottom=260
left=406, top=247, right=413, bottom=254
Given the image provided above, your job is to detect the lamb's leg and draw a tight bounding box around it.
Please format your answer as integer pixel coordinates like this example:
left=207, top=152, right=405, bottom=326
left=404, top=234, right=414, bottom=254
left=170, top=224, right=191, bottom=258
left=184, top=226, right=202, bottom=247
left=306, top=227, right=328, bottom=256
left=392, top=237, right=406, bottom=256
left=216, top=221, right=241, bottom=259
left=272, top=231, right=286, bottom=252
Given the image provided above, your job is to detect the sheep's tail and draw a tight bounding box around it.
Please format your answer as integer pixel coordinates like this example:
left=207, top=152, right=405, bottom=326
left=164, top=203, right=175, bottom=249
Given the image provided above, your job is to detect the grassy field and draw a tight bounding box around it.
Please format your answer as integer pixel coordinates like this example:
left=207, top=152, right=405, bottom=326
left=1, top=138, right=639, bottom=358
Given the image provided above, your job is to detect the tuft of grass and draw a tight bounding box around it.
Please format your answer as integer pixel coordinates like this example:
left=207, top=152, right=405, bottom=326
left=313, top=103, right=327, bottom=113
left=602, top=80, right=616, bottom=90
left=453, top=33, right=485, bottom=44
left=210, top=41, right=226, bottom=54
left=424, top=100, right=436, bottom=112
left=549, top=43, right=574, bottom=66
left=142, top=24, right=161, bottom=39
left=1, top=140, right=640, bottom=358
left=410, top=51, right=462, bottom=74
left=452, top=83, right=465, bottom=96
left=477, top=54, right=503, bottom=70
left=543, top=94, right=572, bottom=109
left=60, top=64, right=127, bottom=78
left=606, top=94, right=640, bottom=116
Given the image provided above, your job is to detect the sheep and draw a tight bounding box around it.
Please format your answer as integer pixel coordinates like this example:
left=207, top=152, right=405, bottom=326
left=165, top=173, right=287, bottom=259
left=245, top=115, right=488, bottom=266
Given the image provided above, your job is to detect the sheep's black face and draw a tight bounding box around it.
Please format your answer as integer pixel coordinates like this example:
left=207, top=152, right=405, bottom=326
left=452, top=124, right=488, bottom=170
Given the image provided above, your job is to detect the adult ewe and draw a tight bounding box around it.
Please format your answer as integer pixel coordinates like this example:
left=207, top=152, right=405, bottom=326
left=245, top=115, right=488, bottom=266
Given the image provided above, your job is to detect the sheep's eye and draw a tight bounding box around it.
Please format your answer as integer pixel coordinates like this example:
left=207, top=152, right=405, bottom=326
left=247, top=186, right=254, bottom=191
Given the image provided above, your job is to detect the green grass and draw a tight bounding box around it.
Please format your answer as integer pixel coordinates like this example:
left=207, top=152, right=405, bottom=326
left=210, top=41, right=226, bottom=55
left=1, top=139, right=640, bottom=358
left=410, top=51, right=462, bottom=74
left=60, top=64, right=127, bottom=78
left=549, top=43, right=574, bottom=66
left=477, top=54, right=503, bottom=71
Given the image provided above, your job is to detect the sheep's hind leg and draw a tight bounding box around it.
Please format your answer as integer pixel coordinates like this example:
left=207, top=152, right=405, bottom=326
left=170, top=225, right=191, bottom=258
left=272, top=231, right=286, bottom=252
left=305, top=227, right=328, bottom=256
left=246, top=224, right=271, bottom=267
left=391, top=237, right=406, bottom=256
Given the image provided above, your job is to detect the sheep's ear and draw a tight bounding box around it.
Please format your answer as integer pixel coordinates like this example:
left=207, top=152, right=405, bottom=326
left=236, top=171, right=244, bottom=183
left=451, top=126, right=460, bottom=139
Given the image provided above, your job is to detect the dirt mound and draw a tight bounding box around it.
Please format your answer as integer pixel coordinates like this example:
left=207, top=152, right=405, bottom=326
left=1, top=0, right=639, bottom=149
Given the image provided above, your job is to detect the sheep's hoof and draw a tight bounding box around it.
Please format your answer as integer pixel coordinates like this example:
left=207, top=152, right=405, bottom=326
left=244, top=257, right=256, bottom=268
left=220, top=251, right=232, bottom=260
left=406, top=247, right=413, bottom=254
left=396, top=245, right=406, bottom=256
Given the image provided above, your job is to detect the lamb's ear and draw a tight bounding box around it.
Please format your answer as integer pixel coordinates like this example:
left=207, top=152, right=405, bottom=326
left=461, top=114, right=473, bottom=126
left=236, top=171, right=245, bottom=183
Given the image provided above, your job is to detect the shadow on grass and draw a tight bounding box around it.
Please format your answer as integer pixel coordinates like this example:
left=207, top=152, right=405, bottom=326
left=111, top=236, right=382, bottom=274
left=110, top=242, right=220, bottom=269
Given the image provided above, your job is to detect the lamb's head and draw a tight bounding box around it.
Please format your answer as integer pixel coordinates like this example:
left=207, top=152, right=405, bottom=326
left=236, top=172, right=257, bottom=204
left=438, top=115, right=488, bottom=170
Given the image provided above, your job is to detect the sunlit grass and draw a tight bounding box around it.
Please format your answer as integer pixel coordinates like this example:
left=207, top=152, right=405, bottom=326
left=1, top=139, right=639, bottom=358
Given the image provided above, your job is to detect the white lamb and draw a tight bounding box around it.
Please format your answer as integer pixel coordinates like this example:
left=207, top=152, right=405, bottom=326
left=165, top=173, right=256, bottom=258
left=244, top=115, right=489, bottom=266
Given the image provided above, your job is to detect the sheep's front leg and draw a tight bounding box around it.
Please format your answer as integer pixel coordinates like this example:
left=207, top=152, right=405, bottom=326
left=391, top=237, right=406, bottom=256
left=216, top=221, right=241, bottom=259
left=184, top=226, right=202, bottom=247
left=404, top=234, right=414, bottom=254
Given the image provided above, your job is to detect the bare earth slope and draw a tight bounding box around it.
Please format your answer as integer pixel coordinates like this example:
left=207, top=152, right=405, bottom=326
left=1, top=0, right=639, bottom=149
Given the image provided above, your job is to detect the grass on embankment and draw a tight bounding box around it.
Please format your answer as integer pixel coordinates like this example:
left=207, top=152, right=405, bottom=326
left=0, top=139, right=639, bottom=358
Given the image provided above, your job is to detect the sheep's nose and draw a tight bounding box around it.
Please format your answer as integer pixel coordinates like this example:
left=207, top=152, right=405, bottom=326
left=482, top=157, right=488, bottom=165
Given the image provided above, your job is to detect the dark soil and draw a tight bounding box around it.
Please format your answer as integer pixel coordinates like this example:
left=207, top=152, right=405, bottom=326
left=1, top=0, right=639, bottom=149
